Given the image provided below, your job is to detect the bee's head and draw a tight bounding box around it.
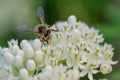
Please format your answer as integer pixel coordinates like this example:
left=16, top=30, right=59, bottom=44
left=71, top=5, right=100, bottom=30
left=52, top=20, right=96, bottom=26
left=34, top=24, right=47, bottom=33
left=38, top=26, right=46, bottom=33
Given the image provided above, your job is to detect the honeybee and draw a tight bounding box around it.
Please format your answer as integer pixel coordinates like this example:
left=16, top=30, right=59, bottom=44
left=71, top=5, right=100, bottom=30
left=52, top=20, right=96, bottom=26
left=17, top=7, right=58, bottom=44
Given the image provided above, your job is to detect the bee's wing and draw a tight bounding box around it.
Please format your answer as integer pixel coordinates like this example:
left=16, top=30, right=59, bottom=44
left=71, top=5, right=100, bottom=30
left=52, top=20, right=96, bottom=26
left=17, top=25, right=34, bottom=32
left=37, top=6, right=45, bottom=24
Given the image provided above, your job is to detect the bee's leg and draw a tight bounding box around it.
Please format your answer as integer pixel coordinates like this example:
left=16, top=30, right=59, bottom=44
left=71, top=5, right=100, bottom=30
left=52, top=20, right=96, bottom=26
left=46, top=36, right=52, bottom=45
left=39, top=38, right=44, bottom=42
left=43, top=37, right=46, bottom=42
left=43, top=37, right=49, bottom=44
left=34, top=32, right=39, bottom=38
left=37, top=36, right=44, bottom=43
left=37, top=36, right=40, bottom=39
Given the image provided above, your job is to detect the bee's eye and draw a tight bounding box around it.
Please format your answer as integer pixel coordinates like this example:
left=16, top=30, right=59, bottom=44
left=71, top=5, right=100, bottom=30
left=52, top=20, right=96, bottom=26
left=38, top=26, right=45, bottom=32
left=44, top=30, right=51, bottom=37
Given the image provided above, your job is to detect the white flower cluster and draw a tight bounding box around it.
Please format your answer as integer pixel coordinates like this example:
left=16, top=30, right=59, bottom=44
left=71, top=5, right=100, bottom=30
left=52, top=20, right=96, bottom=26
left=0, top=15, right=118, bottom=80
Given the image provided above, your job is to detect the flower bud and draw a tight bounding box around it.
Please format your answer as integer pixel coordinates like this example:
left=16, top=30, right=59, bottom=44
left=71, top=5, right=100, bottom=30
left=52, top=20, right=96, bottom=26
left=19, top=68, right=29, bottom=80
left=20, top=40, right=29, bottom=49
left=72, top=29, right=80, bottom=40
left=4, top=52, right=14, bottom=64
left=26, top=59, right=36, bottom=71
left=34, top=50, right=43, bottom=62
left=12, top=45, right=20, bottom=54
left=16, top=50, right=24, bottom=58
left=1, top=48, right=10, bottom=54
left=24, top=46, right=34, bottom=58
left=30, top=39, right=41, bottom=50
left=45, top=65, right=52, bottom=71
left=100, top=63, right=112, bottom=74
left=14, top=55, right=23, bottom=67
left=21, top=43, right=34, bottom=58
left=68, top=15, right=77, bottom=25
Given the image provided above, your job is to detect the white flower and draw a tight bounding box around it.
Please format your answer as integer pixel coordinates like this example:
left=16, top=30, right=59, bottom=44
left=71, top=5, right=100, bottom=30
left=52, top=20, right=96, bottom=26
left=66, top=46, right=82, bottom=69
left=66, top=69, right=80, bottom=80
left=39, top=65, right=66, bottom=80
left=38, top=71, right=53, bottom=80
left=1, top=48, right=10, bottom=54
left=21, top=43, right=34, bottom=58
left=0, top=15, right=118, bottom=80
left=80, top=59, right=99, bottom=80
left=16, top=50, right=24, bottom=58
left=14, top=54, right=23, bottom=68
left=11, top=45, right=20, bottom=55
left=29, top=39, right=41, bottom=50
left=68, top=15, right=77, bottom=25
left=44, top=65, right=53, bottom=71
left=4, top=52, right=14, bottom=64
left=8, top=40, right=20, bottom=55
left=55, top=21, right=68, bottom=31
left=19, top=68, right=29, bottom=80
left=94, top=34, right=104, bottom=44
left=8, top=39, right=18, bottom=47
left=100, top=63, right=112, bottom=74
left=20, top=40, right=29, bottom=47
left=0, top=65, right=15, bottom=80
left=34, top=50, right=43, bottom=62
left=72, top=28, right=80, bottom=40
left=26, top=59, right=36, bottom=71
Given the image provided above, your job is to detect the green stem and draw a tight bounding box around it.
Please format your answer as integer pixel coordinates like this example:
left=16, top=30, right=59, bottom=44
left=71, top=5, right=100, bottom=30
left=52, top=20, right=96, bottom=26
left=36, top=62, right=39, bottom=74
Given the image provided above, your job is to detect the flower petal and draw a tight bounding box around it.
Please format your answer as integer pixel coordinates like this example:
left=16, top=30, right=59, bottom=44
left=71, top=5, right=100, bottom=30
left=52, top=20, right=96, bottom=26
left=92, top=70, right=99, bottom=74
left=88, top=72, right=93, bottom=80
left=109, top=60, right=118, bottom=65
left=80, top=69, right=88, bottom=77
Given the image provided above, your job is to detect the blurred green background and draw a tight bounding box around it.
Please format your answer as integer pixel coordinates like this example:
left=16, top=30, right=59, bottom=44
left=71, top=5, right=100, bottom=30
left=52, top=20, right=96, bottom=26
left=0, top=0, right=120, bottom=79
